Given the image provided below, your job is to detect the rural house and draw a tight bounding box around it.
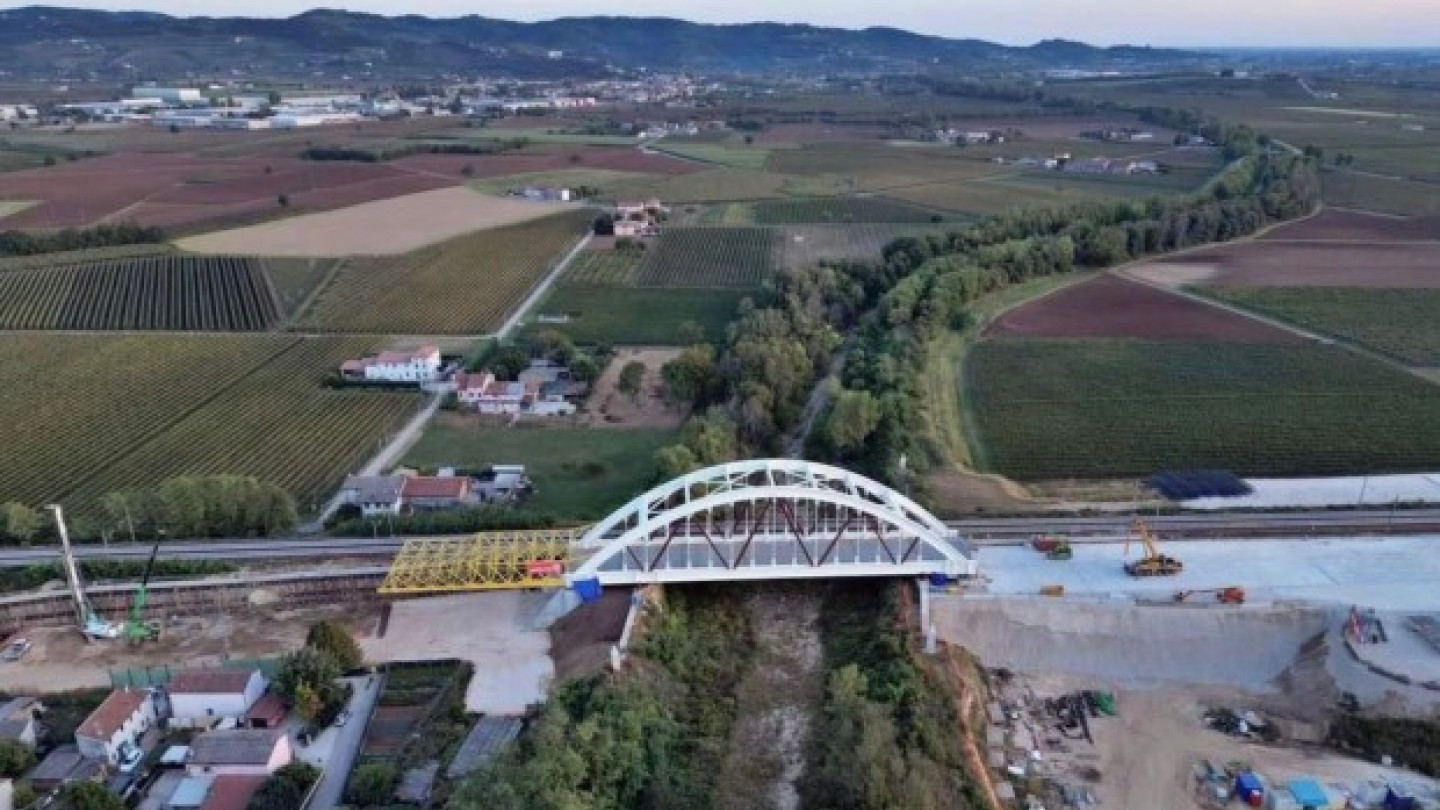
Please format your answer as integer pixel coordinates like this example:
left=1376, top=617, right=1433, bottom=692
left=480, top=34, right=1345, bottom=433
left=340, top=346, right=442, bottom=384
left=28, top=746, right=103, bottom=792
left=0, top=697, right=41, bottom=748
left=400, top=474, right=472, bottom=511
left=76, top=689, right=157, bottom=765
left=454, top=371, right=577, bottom=416
left=165, top=669, right=267, bottom=729
left=338, top=475, right=406, bottom=516
left=187, top=729, right=292, bottom=776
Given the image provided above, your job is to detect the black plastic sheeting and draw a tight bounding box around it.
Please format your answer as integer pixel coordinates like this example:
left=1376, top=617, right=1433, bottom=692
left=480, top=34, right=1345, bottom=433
left=1147, top=471, right=1254, bottom=501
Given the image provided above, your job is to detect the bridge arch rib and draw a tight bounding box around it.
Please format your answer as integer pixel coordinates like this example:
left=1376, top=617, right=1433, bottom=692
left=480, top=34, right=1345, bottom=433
left=568, top=459, right=976, bottom=586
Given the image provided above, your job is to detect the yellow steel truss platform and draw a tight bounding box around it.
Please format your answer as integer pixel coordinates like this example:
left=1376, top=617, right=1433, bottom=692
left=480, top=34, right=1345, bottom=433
left=378, top=527, right=588, bottom=595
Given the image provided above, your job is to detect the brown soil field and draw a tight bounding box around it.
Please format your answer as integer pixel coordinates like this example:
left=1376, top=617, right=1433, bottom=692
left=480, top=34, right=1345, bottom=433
left=986, top=274, right=1303, bottom=342
left=391, top=148, right=699, bottom=178
left=175, top=186, right=576, bottom=257
left=0, top=151, right=464, bottom=231
left=1133, top=241, right=1440, bottom=289
left=581, top=347, right=688, bottom=430
left=1260, top=208, right=1440, bottom=241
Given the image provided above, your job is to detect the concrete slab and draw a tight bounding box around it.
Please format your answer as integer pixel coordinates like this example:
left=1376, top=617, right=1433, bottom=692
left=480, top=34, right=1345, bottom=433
left=362, top=592, right=552, bottom=714
left=976, top=535, right=1440, bottom=611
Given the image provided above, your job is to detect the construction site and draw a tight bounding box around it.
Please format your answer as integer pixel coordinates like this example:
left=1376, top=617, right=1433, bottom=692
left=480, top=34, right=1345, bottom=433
left=1, top=499, right=1438, bottom=809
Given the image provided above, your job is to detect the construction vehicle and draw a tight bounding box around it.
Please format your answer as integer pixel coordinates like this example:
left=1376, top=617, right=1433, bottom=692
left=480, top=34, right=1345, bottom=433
left=1123, top=517, right=1183, bottom=577
left=123, top=541, right=163, bottom=644
left=47, top=505, right=122, bottom=639
left=1174, top=586, right=1246, bottom=605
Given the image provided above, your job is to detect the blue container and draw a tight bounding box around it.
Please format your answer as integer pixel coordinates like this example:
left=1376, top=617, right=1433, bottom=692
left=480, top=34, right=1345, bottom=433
left=574, top=577, right=603, bottom=603
left=1234, top=772, right=1264, bottom=806
left=929, top=572, right=950, bottom=588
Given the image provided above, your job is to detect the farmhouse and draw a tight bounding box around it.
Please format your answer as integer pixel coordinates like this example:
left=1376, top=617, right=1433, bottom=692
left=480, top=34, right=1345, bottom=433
left=401, top=474, right=472, bottom=511
left=615, top=198, right=667, bottom=219
left=339, top=475, right=405, bottom=516
left=165, top=669, right=267, bottom=729
left=453, top=371, right=576, bottom=416
left=76, top=689, right=157, bottom=765
left=341, top=346, right=442, bottom=384
left=188, top=729, right=291, bottom=776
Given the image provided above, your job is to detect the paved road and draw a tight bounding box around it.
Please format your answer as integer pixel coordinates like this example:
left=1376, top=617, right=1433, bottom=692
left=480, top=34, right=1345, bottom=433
left=307, top=391, right=446, bottom=530
left=494, top=232, right=592, bottom=341
left=306, top=675, right=382, bottom=810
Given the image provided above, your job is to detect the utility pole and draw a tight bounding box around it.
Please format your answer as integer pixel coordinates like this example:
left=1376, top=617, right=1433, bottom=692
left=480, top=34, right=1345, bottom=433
left=47, top=505, right=87, bottom=628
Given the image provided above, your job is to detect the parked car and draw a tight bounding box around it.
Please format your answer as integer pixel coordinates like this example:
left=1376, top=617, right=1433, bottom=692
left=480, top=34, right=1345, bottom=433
left=334, top=709, right=351, bottom=728
left=1, top=638, right=32, bottom=661
left=117, top=743, right=143, bottom=774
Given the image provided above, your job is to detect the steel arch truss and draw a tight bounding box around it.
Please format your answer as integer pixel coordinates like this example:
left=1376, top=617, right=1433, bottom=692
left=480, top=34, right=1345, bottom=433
left=569, top=460, right=976, bottom=585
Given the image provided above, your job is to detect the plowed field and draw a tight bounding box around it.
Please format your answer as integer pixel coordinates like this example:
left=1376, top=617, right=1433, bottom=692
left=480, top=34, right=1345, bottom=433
left=986, top=275, right=1301, bottom=342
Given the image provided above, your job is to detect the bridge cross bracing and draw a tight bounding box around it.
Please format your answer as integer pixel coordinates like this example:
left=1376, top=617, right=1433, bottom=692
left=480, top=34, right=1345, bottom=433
left=376, top=460, right=975, bottom=595
left=568, top=459, right=975, bottom=586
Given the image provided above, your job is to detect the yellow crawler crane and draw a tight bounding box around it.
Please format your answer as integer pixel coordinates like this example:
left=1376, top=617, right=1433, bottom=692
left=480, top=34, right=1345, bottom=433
left=379, top=526, right=588, bottom=595
left=1123, top=517, right=1183, bottom=577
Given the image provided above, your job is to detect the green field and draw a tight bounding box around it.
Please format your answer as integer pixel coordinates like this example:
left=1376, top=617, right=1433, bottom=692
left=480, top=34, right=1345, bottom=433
left=1204, top=287, right=1440, bottom=366
left=636, top=227, right=779, bottom=287
left=262, top=257, right=341, bottom=316
left=294, top=211, right=590, bottom=334
left=777, top=223, right=953, bottom=270
left=609, top=168, right=789, bottom=203
left=563, top=249, right=641, bottom=285
left=749, top=197, right=943, bottom=225
left=527, top=283, right=750, bottom=344
left=0, top=255, right=282, bottom=331
left=402, top=419, right=676, bottom=519
left=0, top=335, right=421, bottom=512
left=966, top=339, right=1440, bottom=479
left=1321, top=171, right=1440, bottom=216
left=468, top=168, right=661, bottom=198
left=652, top=142, right=773, bottom=169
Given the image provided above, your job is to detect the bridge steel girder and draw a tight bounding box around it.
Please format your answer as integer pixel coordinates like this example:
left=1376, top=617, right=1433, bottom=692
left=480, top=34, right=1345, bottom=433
left=567, top=459, right=976, bottom=586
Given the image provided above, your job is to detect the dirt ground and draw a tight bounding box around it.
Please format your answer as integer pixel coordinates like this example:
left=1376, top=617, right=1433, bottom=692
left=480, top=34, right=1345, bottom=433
left=580, top=347, right=687, bottom=430
left=548, top=590, right=632, bottom=682
left=176, top=186, right=575, bottom=256
left=985, top=274, right=1302, bottom=342
left=987, top=673, right=1440, bottom=810
left=1132, top=241, right=1440, bottom=289
left=0, top=604, right=375, bottom=693
left=1261, top=208, right=1440, bottom=242
left=924, top=468, right=1038, bottom=515
left=362, top=592, right=553, bottom=715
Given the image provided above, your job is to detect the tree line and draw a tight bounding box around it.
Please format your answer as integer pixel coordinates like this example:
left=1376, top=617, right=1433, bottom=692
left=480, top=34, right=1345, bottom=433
left=0, top=474, right=298, bottom=545
left=654, top=115, right=1320, bottom=492
left=0, top=222, right=165, bottom=257
left=299, top=137, right=529, bottom=162
left=811, top=147, right=1319, bottom=484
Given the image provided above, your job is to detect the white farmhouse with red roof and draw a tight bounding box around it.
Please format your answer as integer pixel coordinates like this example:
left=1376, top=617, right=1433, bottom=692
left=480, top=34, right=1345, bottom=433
left=340, top=345, right=441, bottom=384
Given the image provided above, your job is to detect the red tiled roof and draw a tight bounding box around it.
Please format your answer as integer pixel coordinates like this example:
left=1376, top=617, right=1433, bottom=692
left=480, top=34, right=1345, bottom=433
left=199, top=775, right=268, bottom=810
left=401, top=476, right=469, bottom=500
left=77, top=690, right=146, bottom=740
left=167, top=669, right=256, bottom=695
left=245, top=693, right=286, bottom=725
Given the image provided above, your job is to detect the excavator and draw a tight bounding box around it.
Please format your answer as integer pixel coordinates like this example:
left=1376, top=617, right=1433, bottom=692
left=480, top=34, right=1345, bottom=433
left=1123, top=517, right=1183, bottom=577
left=123, top=540, right=163, bottom=645
left=1174, top=586, right=1246, bottom=605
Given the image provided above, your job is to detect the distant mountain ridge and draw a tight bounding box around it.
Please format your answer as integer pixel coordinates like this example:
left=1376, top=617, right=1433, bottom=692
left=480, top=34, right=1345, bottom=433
left=0, top=6, right=1207, bottom=79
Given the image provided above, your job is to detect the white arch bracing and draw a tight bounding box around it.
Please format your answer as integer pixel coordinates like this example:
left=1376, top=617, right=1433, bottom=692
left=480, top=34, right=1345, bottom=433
left=567, top=459, right=977, bottom=586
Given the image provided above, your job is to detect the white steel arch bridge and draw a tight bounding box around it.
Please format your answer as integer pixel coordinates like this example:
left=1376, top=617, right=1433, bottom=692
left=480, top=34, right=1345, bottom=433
left=566, top=459, right=976, bottom=586
left=378, top=459, right=976, bottom=596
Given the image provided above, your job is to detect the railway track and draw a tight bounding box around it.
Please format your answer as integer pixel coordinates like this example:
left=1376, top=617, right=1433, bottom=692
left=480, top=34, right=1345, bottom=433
left=1, top=508, right=1437, bottom=567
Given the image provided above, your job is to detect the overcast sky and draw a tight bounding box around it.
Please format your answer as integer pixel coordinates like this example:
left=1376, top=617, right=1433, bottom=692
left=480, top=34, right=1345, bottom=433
left=13, top=0, right=1440, bottom=47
